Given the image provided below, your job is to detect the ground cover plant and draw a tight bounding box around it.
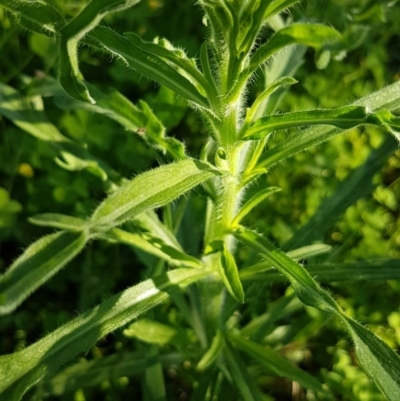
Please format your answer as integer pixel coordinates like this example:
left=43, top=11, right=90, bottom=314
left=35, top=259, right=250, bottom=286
left=0, top=0, right=400, bottom=400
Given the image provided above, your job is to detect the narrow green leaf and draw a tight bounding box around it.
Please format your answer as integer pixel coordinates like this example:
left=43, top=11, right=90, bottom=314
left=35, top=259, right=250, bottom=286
left=198, top=0, right=235, bottom=48
left=232, top=227, right=340, bottom=314
left=342, top=318, right=400, bottom=400
left=223, top=339, right=264, bottom=401
left=90, top=159, right=217, bottom=231
left=257, top=80, right=400, bottom=169
left=232, top=186, right=281, bottom=225
left=232, top=227, right=400, bottom=400
left=0, top=231, right=87, bottom=315
left=283, top=135, right=397, bottom=250
left=244, top=76, right=297, bottom=126
left=208, top=241, right=244, bottom=303
left=29, top=213, right=87, bottom=231
left=124, top=33, right=214, bottom=98
left=0, top=0, right=65, bottom=36
left=237, top=0, right=299, bottom=56
left=197, top=330, right=224, bottom=371
left=228, top=333, right=323, bottom=392
left=0, top=268, right=208, bottom=401
left=58, top=0, right=141, bottom=103
left=41, top=352, right=183, bottom=396
left=123, top=318, right=186, bottom=346
left=244, top=106, right=400, bottom=140
left=101, top=228, right=203, bottom=268
left=250, top=24, right=340, bottom=72
left=89, top=26, right=210, bottom=109
left=143, top=344, right=167, bottom=401
left=263, top=0, right=300, bottom=22
left=305, top=259, right=400, bottom=282
left=200, top=42, right=218, bottom=97
left=240, top=243, right=332, bottom=279
left=241, top=259, right=400, bottom=283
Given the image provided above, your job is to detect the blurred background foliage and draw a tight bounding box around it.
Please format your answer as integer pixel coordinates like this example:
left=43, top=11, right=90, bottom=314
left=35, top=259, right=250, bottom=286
left=0, top=0, right=399, bottom=400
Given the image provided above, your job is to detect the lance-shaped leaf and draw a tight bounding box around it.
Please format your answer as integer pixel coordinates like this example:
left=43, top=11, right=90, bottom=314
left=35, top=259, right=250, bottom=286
left=124, top=33, right=215, bottom=99
left=241, top=259, right=400, bottom=283
left=0, top=268, right=208, bottom=401
left=243, top=106, right=400, bottom=140
left=283, top=135, right=397, bottom=250
left=0, top=231, right=87, bottom=315
left=232, top=186, right=281, bottom=226
left=228, top=333, right=323, bottom=392
left=197, top=330, right=224, bottom=371
left=58, top=0, right=141, bottom=103
left=90, top=159, right=218, bottom=231
left=101, top=228, right=203, bottom=268
left=240, top=243, right=331, bottom=279
left=0, top=82, right=117, bottom=181
left=88, top=26, right=210, bottom=109
left=29, top=213, right=87, bottom=231
left=0, top=0, right=65, bottom=36
left=232, top=227, right=400, bottom=400
left=256, top=80, right=400, bottom=170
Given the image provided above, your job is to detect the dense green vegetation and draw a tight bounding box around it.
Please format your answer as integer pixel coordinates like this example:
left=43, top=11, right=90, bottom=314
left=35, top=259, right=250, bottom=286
left=0, top=1, right=400, bottom=400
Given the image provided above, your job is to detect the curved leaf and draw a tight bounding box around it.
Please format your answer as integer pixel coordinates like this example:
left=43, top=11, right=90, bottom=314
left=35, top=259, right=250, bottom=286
left=0, top=0, right=65, bottom=35
left=89, top=26, right=210, bottom=109
left=58, top=0, right=141, bottom=102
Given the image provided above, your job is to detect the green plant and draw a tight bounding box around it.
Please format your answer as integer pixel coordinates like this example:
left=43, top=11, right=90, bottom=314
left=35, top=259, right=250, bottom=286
left=0, top=0, right=400, bottom=400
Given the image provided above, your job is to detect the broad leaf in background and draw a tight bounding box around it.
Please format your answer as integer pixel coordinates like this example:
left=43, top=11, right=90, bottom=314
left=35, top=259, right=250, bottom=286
left=0, top=82, right=117, bottom=181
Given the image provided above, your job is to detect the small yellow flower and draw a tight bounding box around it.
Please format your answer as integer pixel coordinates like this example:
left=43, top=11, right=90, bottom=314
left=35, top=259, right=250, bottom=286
left=17, top=163, right=34, bottom=178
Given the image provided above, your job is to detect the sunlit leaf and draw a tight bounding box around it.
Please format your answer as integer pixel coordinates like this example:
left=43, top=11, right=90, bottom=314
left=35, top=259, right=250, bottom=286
left=0, top=268, right=209, bottom=400
left=90, top=159, right=218, bottom=231
left=0, top=231, right=87, bottom=315
left=257, top=80, right=400, bottom=169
